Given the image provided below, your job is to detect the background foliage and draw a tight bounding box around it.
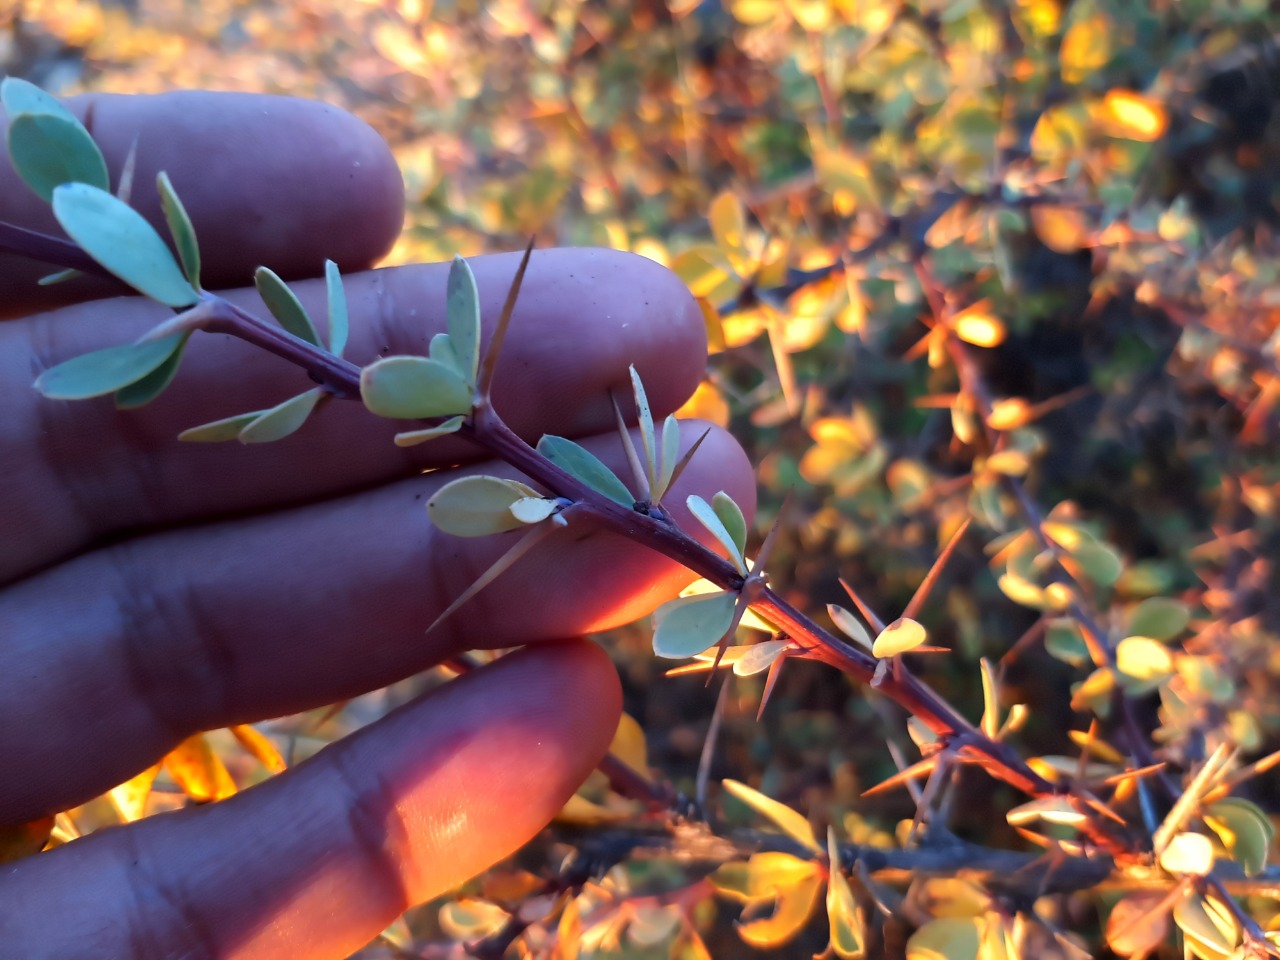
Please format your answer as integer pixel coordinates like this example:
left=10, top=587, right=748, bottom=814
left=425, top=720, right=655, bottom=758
left=4, top=0, right=1280, bottom=957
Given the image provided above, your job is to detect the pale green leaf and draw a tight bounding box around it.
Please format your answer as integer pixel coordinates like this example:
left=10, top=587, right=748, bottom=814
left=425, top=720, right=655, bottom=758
left=1069, top=540, right=1124, bottom=587
left=906, top=917, right=980, bottom=960
left=1204, top=798, right=1272, bottom=877
left=722, top=778, right=820, bottom=852
left=510, top=497, right=559, bottom=524
left=652, top=590, right=736, bottom=659
left=8, top=113, right=109, bottom=202
left=629, top=365, right=657, bottom=489
left=38, top=268, right=79, bottom=286
left=51, top=183, right=198, bottom=308
left=325, top=260, right=348, bottom=357
left=361, top=356, right=473, bottom=419
left=36, top=333, right=186, bottom=399
left=827, top=829, right=865, bottom=959
left=712, top=490, right=748, bottom=557
left=656, top=414, right=680, bottom=499
left=394, top=416, right=464, bottom=447
left=238, top=388, right=323, bottom=443
left=1172, top=891, right=1240, bottom=960
left=1128, top=597, right=1189, bottom=641
left=178, top=411, right=264, bottom=443
left=536, top=434, right=634, bottom=506
left=1044, top=618, right=1090, bottom=665
left=427, top=475, right=540, bottom=537
left=687, top=494, right=747, bottom=573
left=733, top=639, right=788, bottom=677
left=438, top=899, right=511, bottom=941
left=827, top=604, right=873, bottom=650
left=872, top=617, right=927, bottom=658
left=115, top=332, right=190, bottom=408
left=1, top=77, right=78, bottom=122
left=155, top=171, right=200, bottom=290
left=254, top=267, right=321, bottom=346
left=428, top=333, right=463, bottom=377
left=446, top=255, right=480, bottom=385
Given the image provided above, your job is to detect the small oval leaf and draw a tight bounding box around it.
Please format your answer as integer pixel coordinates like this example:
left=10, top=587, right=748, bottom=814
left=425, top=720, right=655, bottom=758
left=361, top=355, right=473, bottom=419
left=687, top=494, right=747, bottom=573
left=238, top=388, right=323, bottom=444
left=509, top=497, right=559, bottom=524
left=155, top=171, right=200, bottom=290
left=1128, top=597, right=1189, bottom=641
left=828, top=604, right=873, bottom=650
left=1, top=77, right=78, bottom=122
left=712, top=490, right=748, bottom=558
left=51, top=183, right=198, bottom=307
left=178, top=411, right=266, bottom=443
left=446, top=255, right=481, bottom=384
left=427, top=475, right=540, bottom=537
left=722, top=779, right=820, bottom=852
left=652, top=591, right=736, bottom=659
left=536, top=434, right=634, bottom=506
left=394, top=416, right=464, bottom=447
left=872, top=617, right=927, bottom=658
left=254, top=266, right=321, bottom=346
left=36, top=333, right=186, bottom=400
left=114, top=332, right=190, bottom=409
left=733, top=639, right=788, bottom=677
left=325, top=260, right=349, bottom=358
left=8, top=113, right=109, bottom=202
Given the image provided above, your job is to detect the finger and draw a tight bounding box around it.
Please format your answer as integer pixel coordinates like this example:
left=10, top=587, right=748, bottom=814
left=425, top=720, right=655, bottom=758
left=0, top=642, right=621, bottom=960
left=5, top=248, right=706, bottom=581
left=0, top=423, right=752, bottom=823
left=0, top=91, right=404, bottom=317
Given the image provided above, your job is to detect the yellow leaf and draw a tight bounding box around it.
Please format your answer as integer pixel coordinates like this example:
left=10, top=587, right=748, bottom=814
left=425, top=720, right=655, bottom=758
left=737, top=867, right=824, bottom=948
left=608, top=712, right=651, bottom=783
left=164, top=733, right=236, bottom=802
left=1105, top=890, right=1171, bottom=957
left=1159, top=832, right=1215, bottom=877
left=722, top=779, right=821, bottom=851
left=230, top=723, right=286, bottom=774
left=1096, top=89, right=1168, bottom=142
left=1173, top=891, right=1240, bottom=960
left=986, top=398, right=1032, bottom=430
left=1030, top=205, right=1091, bottom=253
left=1059, top=13, right=1111, bottom=84
left=675, top=380, right=730, bottom=427
left=708, top=191, right=755, bottom=277
left=827, top=829, right=866, bottom=958
left=872, top=617, right=927, bottom=658
left=985, top=450, right=1031, bottom=476
left=906, top=917, right=981, bottom=960
left=108, top=764, right=160, bottom=822
left=786, top=0, right=833, bottom=31
left=729, top=0, right=785, bottom=24
left=439, top=898, right=511, bottom=940
left=1115, top=636, right=1175, bottom=690
left=951, top=301, right=1006, bottom=347
left=711, top=851, right=820, bottom=901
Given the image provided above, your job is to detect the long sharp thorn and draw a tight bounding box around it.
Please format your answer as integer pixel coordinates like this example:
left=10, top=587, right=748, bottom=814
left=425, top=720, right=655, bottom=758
left=695, top=673, right=729, bottom=811
left=705, top=587, right=753, bottom=685
left=663, top=427, right=711, bottom=496
left=861, top=756, right=938, bottom=798
left=425, top=521, right=555, bottom=637
left=610, top=390, right=650, bottom=501
left=756, top=652, right=786, bottom=721
left=477, top=237, right=534, bottom=403
left=902, top=516, right=972, bottom=620
left=839, top=577, right=887, bottom=633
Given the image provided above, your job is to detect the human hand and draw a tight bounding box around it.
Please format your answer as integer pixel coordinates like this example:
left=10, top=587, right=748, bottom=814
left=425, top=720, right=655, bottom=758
left=0, top=91, right=754, bottom=957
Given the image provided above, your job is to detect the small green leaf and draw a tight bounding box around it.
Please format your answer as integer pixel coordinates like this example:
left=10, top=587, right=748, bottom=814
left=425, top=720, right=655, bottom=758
left=828, top=604, right=873, bottom=650
left=446, top=255, right=481, bottom=385
left=826, top=829, right=866, bottom=959
left=51, top=183, right=198, bottom=308
left=733, top=639, right=788, bottom=677
left=1044, top=618, right=1090, bottom=666
left=536, top=435, right=634, bottom=506
left=509, top=497, right=559, bottom=524
left=1204, top=798, right=1273, bottom=877
left=38, top=268, right=80, bottom=286
left=178, top=411, right=265, bottom=443
left=722, top=779, right=820, bottom=852
left=361, top=356, right=473, bottom=419
left=325, top=260, right=348, bottom=357
left=8, top=113, right=109, bottom=202
left=687, top=494, right=748, bottom=573
left=1, top=77, right=78, bottom=122
left=712, top=491, right=748, bottom=557
left=629, top=365, right=657, bottom=488
left=1128, top=597, right=1189, bottom=641
left=156, top=172, right=200, bottom=290
left=656, top=414, right=680, bottom=499
left=1069, top=540, right=1124, bottom=588
left=872, top=617, right=927, bottom=658
left=238, top=388, right=323, bottom=444
left=906, top=918, right=980, bottom=960
left=652, top=590, right=736, bottom=659
left=36, top=333, right=186, bottom=399
left=394, top=416, right=464, bottom=447
left=254, top=267, right=321, bottom=346
left=114, top=332, right=190, bottom=408
left=427, top=475, right=540, bottom=537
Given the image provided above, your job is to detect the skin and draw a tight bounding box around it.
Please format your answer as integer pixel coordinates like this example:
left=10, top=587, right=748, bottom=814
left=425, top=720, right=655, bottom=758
left=0, top=92, right=755, bottom=958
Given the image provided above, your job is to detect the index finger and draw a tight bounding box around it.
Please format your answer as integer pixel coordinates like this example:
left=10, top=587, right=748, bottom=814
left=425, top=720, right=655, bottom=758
left=0, top=90, right=404, bottom=317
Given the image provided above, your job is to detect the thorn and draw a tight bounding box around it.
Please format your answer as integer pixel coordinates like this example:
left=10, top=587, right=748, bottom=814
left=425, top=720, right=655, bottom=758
left=476, top=237, right=534, bottom=404
left=839, top=577, right=887, bottom=633
left=757, top=652, right=786, bottom=721
left=610, top=390, right=650, bottom=501
left=663, top=427, right=711, bottom=496
left=695, top=673, right=730, bottom=811
left=424, top=521, right=556, bottom=637
left=902, top=516, right=972, bottom=620
left=861, top=756, right=939, bottom=798
left=750, top=489, right=791, bottom=576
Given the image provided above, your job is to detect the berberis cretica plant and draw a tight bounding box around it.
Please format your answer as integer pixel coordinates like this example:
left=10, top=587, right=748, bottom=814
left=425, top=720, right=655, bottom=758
left=3, top=77, right=1278, bottom=960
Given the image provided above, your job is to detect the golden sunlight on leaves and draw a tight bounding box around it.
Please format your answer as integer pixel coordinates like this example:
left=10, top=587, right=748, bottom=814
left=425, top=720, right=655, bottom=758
left=950, top=301, right=1007, bottom=347
left=1096, top=89, right=1169, bottom=142
left=1059, top=13, right=1112, bottom=84
left=163, top=734, right=237, bottom=802
left=872, top=617, right=927, bottom=658
left=1030, top=205, right=1091, bottom=253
